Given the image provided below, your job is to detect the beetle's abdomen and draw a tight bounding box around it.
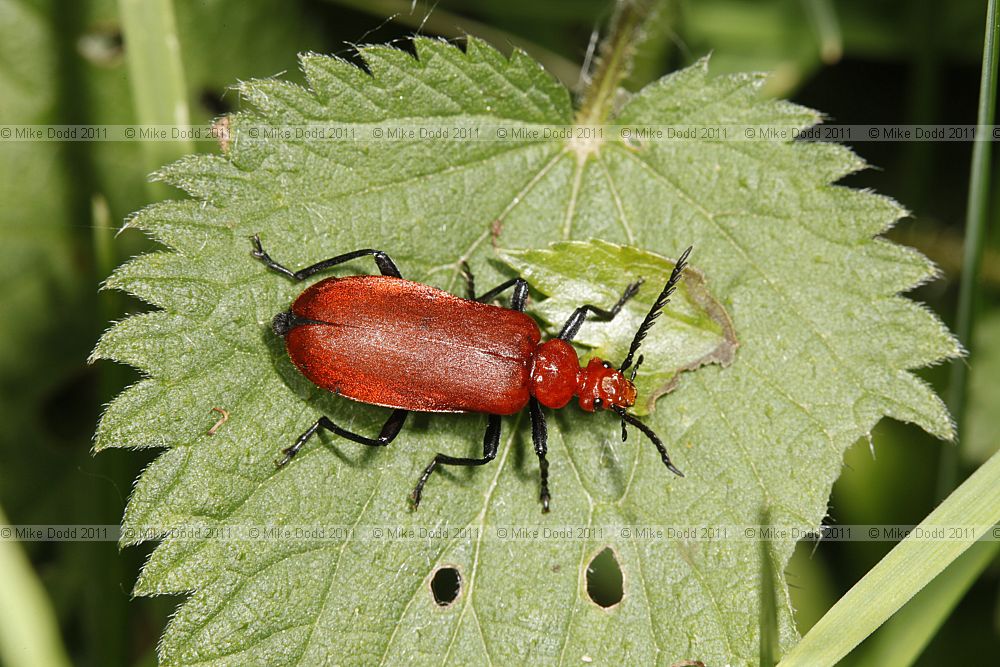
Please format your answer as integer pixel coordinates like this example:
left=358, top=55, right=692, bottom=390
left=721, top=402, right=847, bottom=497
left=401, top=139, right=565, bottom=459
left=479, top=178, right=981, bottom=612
left=284, top=275, right=541, bottom=415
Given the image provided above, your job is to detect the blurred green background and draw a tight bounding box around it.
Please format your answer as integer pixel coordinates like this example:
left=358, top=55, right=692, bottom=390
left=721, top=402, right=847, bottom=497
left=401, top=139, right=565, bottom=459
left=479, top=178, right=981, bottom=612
left=0, top=0, right=996, bottom=665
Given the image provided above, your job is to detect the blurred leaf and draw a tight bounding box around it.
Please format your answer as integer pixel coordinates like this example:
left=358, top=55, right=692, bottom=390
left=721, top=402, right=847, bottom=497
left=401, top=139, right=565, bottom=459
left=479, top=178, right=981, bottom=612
left=328, top=0, right=584, bottom=88
left=948, top=0, right=999, bottom=483
left=835, top=0, right=987, bottom=62
left=502, top=241, right=737, bottom=415
left=0, top=506, right=72, bottom=667
left=682, top=0, right=827, bottom=96
left=77, top=0, right=330, bottom=221
left=0, top=0, right=84, bottom=517
left=0, top=6, right=129, bottom=663
left=683, top=0, right=987, bottom=93
left=94, top=40, right=957, bottom=665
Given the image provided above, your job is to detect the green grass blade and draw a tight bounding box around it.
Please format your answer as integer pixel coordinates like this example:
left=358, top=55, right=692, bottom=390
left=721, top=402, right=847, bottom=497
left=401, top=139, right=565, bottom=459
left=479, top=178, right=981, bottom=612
left=117, top=0, right=192, bottom=187
left=778, top=448, right=1000, bottom=667
left=863, top=540, right=999, bottom=666
left=938, top=0, right=999, bottom=497
left=0, top=507, right=72, bottom=667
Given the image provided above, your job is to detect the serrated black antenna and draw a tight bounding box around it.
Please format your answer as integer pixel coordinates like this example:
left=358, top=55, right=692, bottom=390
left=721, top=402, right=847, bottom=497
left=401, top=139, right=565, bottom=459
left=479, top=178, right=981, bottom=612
left=628, top=354, right=644, bottom=382
left=619, top=246, right=693, bottom=374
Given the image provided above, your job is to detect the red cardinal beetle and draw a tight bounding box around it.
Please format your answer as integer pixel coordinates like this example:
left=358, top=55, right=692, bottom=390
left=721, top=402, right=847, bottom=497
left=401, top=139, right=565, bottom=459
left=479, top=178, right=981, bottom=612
left=252, top=235, right=691, bottom=512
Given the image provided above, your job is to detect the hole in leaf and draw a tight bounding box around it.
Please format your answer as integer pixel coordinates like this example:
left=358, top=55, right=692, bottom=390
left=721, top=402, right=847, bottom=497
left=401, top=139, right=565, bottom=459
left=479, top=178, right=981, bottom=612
left=586, top=547, right=623, bottom=608
left=430, top=566, right=461, bottom=606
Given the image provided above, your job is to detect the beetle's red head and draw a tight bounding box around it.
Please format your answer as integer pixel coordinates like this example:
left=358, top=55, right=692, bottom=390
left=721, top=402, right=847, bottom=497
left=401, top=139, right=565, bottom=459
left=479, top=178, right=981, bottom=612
left=577, top=358, right=637, bottom=413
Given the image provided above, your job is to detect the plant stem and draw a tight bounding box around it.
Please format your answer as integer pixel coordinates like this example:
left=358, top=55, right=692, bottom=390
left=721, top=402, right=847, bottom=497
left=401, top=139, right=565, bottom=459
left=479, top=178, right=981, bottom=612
left=938, top=0, right=999, bottom=499
left=575, top=0, right=655, bottom=126
left=87, top=199, right=130, bottom=667
left=118, top=0, right=192, bottom=195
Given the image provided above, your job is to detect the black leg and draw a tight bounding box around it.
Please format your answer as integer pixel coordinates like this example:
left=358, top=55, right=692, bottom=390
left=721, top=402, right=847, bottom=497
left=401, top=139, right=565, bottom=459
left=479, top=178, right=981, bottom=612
left=411, top=414, right=501, bottom=509
left=251, top=234, right=403, bottom=281
left=276, top=409, right=408, bottom=467
left=616, top=409, right=684, bottom=477
left=470, top=277, right=529, bottom=311
left=508, top=279, right=528, bottom=312
left=557, top=280, right=642, bottom=342
left=455, top=261, right=529, bottom=310
left=529, top=398, right=551, bottom=512
left=459, top=261, right=476, bottom=300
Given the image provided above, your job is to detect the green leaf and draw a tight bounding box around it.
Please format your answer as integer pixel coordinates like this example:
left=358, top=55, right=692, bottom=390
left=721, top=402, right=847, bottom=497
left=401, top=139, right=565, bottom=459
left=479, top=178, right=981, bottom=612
left=94, top=40, right=958, bottom=666
left=501, top=241, right=737, bottom=415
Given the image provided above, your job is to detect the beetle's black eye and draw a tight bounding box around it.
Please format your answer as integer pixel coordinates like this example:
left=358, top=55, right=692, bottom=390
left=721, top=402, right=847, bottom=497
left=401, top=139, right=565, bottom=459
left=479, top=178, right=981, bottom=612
left=602, top=361, right=612, bottom=369
left=593, top=398, right=603, bottom=409
left=272, top=311, right=294, bottom=337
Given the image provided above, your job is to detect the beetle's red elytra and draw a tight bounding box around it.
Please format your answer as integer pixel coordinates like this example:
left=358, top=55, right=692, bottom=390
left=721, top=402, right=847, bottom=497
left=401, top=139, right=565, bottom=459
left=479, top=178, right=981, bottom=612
left=283, top=275, right=540, bottom=415
left=252, top=235, right=691, bottom=512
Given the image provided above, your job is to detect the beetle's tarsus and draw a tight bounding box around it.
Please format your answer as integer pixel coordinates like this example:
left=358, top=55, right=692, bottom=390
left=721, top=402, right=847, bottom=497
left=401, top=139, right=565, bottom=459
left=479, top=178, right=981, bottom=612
left=276, top=446, right=297, bottom=468
left=409, top=415, right=500, bottom=507
left=250, top=234, right=272, bottom=264
left=411, top=461, right=437, bottom=510
left=528, top=397, right=551, bottom=514
left=557, top=279, right=642, bottom=342
left=250, top=234, right=299, bottom=280
left=623, top=278, right=643, bottom=301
